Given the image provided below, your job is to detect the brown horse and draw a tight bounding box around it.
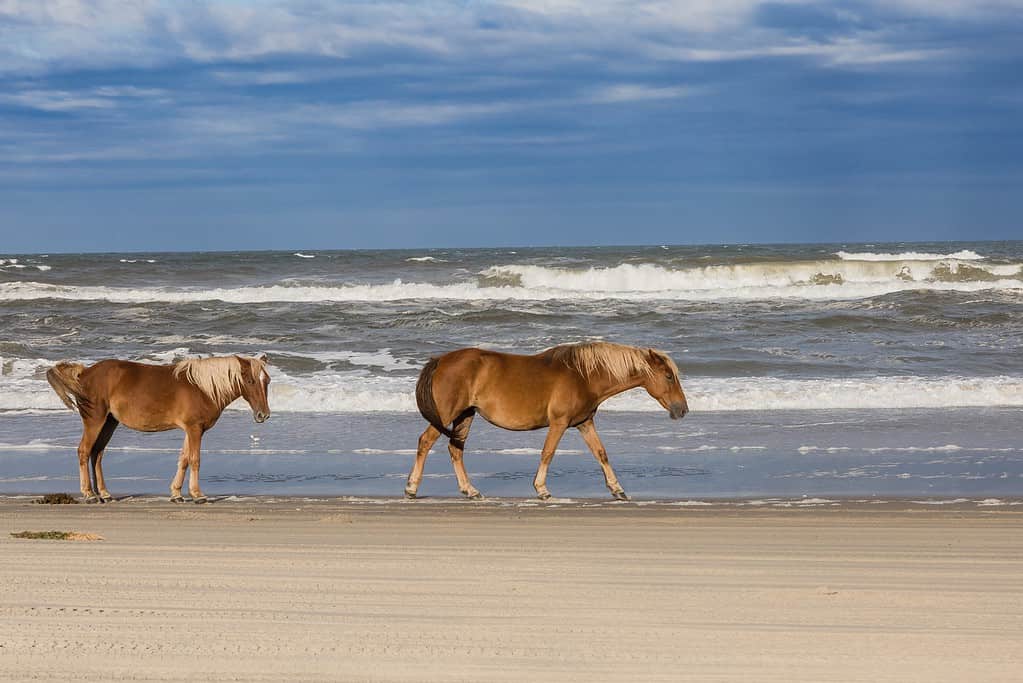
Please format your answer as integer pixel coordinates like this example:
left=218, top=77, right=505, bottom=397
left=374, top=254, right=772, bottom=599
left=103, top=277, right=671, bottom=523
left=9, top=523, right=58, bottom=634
left=46, top=354, right=271, bottom=504
left=406, top=342, right=688, bottom=501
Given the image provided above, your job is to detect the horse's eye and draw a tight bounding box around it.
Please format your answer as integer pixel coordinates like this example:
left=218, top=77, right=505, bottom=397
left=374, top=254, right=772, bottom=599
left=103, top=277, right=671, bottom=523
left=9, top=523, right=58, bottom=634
left=666, top=373, right=674, bottom=382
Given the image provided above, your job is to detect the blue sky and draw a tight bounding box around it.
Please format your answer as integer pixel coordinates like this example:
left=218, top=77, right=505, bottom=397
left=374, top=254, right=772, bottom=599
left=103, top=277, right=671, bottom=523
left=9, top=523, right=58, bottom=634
left=1, top=0, right=1021, bottom=252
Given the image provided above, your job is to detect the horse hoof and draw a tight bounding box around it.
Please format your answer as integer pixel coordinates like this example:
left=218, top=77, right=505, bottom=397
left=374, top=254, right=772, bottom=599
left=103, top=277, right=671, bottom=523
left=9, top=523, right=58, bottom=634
left=192, top=496, right=208, bottom=505
left=100, top=495, right=113, bottom=504
left=169, top=496, right=184, bottom=503
left=404, top=491, right=417, bottom=500
left=84, top=495, right=99, bottom=504
left=537, top=492, right=552, bottom=501
left=612, top=490, right=630, bottom=501
left=467, top=492, right=484, bottom=500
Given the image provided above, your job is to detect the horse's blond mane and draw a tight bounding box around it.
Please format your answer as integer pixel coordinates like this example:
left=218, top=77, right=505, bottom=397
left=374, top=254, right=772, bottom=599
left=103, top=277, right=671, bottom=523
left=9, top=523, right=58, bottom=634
left=550, top=342, right=677, bottom=382
left=173, top=355, right=266, bottom=407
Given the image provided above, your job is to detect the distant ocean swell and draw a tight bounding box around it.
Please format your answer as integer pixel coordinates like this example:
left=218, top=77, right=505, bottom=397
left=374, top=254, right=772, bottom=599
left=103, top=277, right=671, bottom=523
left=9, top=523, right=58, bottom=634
left=2, top=251, right=1021, bottom=303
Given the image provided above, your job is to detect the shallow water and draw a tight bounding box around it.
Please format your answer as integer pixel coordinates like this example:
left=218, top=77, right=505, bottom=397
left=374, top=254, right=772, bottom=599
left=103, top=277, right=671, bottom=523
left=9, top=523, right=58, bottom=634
left=2, top=408, right=1020, bottom=499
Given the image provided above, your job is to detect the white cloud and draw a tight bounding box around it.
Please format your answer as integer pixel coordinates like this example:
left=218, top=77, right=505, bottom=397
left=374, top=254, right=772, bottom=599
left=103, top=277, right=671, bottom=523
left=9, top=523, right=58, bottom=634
left=588, top=84, right=691, bottom=104
left=0, top=89, right=115, bottom=111
left=0, top=85, right=169, bottom=111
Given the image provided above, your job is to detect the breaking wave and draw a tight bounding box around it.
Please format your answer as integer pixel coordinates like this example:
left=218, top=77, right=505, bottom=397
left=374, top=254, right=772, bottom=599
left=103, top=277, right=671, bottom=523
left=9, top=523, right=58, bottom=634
left=835, top=250, right=984, bottom=261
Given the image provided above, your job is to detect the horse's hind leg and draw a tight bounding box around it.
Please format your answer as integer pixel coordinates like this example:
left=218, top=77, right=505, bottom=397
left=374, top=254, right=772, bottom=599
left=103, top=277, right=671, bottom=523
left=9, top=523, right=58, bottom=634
left=90, top=415, right=119, bottom=502
left=447, top=410, right=481, bottom=499
left=76, top=415, right=107, bottom=503
left=405, top=425, right=441, bottom=499
left=578, top=419, right=628, bottom=501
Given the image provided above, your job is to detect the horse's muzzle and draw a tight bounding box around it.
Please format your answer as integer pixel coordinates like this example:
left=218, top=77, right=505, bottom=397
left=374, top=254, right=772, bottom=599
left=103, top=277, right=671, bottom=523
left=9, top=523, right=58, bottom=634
left=254, top=411, right=270, bottom=423
left=669, top=403, right=688, bottom=420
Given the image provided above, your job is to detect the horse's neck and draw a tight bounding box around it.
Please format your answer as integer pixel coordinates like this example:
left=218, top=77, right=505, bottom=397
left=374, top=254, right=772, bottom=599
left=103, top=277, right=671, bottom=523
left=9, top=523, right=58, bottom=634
left=591, top=372, right=646, bottom=404
left=187, top=377, right=242, bottom=411
left=219, top=386, right=242, bottom=409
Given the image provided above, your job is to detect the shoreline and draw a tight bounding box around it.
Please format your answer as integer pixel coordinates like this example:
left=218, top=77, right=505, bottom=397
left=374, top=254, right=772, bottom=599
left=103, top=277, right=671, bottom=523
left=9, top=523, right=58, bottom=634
left=3, top=493, right=1023, bottom=510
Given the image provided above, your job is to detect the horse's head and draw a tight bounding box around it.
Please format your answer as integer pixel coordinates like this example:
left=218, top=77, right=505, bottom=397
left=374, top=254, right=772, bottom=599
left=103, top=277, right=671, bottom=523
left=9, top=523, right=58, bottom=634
left=642, top=349, right=688, bottom=420
left=237, top=354, right=271, bottom=423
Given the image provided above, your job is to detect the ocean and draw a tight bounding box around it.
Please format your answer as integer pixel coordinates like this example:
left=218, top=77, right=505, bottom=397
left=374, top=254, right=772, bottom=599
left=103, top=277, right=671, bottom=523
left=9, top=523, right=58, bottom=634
left=2, top=241, right=1021, bottom=502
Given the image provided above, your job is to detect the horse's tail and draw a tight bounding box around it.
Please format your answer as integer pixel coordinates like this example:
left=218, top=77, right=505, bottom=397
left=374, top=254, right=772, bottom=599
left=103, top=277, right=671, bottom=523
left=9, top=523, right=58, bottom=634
left=46, top=362, right=91, bottom=417
left=415, top=357, right=463, bottom=448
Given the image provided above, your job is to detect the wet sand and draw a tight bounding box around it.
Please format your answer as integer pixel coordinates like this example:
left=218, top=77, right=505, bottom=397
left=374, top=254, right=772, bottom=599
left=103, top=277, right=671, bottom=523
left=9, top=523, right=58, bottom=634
left=1, top=497, right=1022, bottom=682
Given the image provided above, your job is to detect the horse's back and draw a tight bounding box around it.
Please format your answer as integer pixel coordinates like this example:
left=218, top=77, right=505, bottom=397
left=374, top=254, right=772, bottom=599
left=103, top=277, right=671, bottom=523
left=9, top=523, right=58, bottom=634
left=83, top=360, right=195, bottom=431
left=434, top=348, right=562, bottom=389
left=83, top=359, right=172, bottom=389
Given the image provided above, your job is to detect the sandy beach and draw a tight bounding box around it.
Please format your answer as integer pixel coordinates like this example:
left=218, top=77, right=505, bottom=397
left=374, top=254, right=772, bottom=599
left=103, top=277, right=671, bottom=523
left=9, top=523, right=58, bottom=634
left=0, top=498, right=1020, bottom=682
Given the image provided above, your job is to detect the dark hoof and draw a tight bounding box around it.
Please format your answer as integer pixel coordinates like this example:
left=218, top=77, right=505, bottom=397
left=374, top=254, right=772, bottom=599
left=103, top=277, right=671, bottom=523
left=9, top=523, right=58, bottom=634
left=537, top=492, right=552, bottom=501
left=612, top=490, right=630, bottom=501
left=404, top=491, right=417, bottom=500
left=169, top=496, right=185, bottom=503
left=100, top=495, right=113, bottom=504
left=192, top=496, right=208, bottom=505
left=84, top=495, right=99, bottom=504
left=467, top=492, right=484, bottom=500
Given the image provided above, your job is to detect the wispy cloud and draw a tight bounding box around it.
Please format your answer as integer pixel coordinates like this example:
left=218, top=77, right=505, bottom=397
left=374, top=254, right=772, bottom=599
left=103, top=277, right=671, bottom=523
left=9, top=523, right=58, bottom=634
left=588, top=84, right=691, bottom=104
left=0, top=0, right=1006, bottom=75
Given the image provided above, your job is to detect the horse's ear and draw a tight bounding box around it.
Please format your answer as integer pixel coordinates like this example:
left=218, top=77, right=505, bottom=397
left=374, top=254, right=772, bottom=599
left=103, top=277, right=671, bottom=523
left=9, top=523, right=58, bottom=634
left=646, top=348, right=662, bottom=365
left=256, top=352, right=268, bottom=363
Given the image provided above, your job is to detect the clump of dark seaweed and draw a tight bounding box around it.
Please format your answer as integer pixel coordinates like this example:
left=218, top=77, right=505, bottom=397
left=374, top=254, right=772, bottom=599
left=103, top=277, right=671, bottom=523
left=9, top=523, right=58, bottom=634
left=11, top=530, right=103, bottom=541
left=34, top=493, right=79, bottom=504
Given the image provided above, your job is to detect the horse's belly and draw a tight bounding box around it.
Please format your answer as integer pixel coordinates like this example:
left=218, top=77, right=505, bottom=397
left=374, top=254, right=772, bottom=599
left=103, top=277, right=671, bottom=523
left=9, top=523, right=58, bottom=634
left=110, top=400, right=177, bottom=432
left=475, top=404, right=548, bottom=431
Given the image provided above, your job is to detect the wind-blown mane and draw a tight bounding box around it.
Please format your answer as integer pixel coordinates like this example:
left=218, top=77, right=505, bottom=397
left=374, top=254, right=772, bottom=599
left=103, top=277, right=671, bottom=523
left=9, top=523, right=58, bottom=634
left=173, top=355, right=266, bottom=407
left=550, top=342, right=677, bottom=382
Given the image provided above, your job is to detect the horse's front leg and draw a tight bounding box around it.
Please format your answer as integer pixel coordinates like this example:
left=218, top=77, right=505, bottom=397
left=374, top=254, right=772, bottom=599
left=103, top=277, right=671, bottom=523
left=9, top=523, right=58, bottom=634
left=578, top=419, right=628, bottom=500
left=169, top=442, right=188, bottom=503
left=533, top=421, right=568, bottom=500
left=185, top=426, right=208, bottom=504
left=170, top=426, right=206, bottom=504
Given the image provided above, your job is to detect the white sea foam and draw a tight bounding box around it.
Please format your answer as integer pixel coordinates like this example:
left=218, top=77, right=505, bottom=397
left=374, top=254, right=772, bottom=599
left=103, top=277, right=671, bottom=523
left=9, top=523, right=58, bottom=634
left=0, top=258, right=50, bottom=271
left=798, top=444, right=976, bottom=454
left=405, top=256, right=445, bottom=262
left=0, top=439, right=69, bottom=451
left=264, top=348, right=419, bottom=372
left=293, top=252, right=316, bottom=258
left=835, top=250, right=984, bottom=261
left=119, top=258, right=157, bottom=264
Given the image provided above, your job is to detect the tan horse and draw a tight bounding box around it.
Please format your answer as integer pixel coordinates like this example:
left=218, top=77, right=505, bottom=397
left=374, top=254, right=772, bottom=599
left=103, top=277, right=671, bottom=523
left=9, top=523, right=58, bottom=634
left=406, top=342, right=688, bottom=501
left=46, top=355, right=271, bottom=504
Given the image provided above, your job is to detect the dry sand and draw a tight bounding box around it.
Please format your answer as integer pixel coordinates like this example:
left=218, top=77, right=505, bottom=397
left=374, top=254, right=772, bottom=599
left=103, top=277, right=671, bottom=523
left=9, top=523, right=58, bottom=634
left=1, top=497, right=1021, bottom=682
